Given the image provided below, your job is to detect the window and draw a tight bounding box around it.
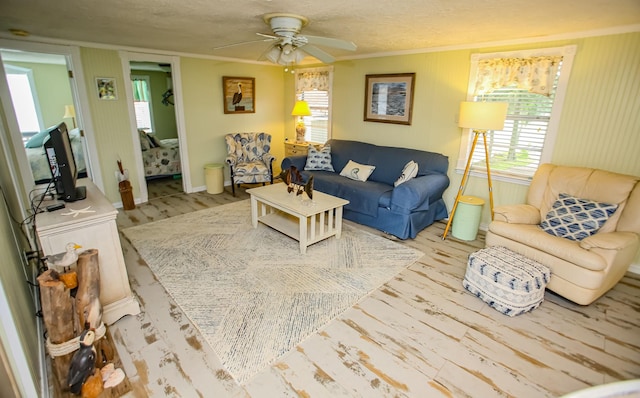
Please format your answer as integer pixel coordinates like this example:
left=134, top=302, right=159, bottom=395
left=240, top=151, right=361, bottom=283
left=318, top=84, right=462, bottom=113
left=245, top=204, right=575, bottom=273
left=131, top=75, right=154, bottom=132
left=295, top=67, right=332, bottom=143
left=458, top=46, right=576, bottom=182
left=5, top=65, right=43, bottom=142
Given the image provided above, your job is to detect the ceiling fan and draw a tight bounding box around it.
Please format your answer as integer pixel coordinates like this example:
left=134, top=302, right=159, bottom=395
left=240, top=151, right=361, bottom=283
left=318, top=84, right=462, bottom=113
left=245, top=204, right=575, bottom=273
left=214, top=13, right=357, bottom=65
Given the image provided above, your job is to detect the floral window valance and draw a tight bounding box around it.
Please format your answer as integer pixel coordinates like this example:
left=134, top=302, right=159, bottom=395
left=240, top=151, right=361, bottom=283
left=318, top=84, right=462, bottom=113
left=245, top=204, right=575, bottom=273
left=296, top=70, right=330, bottom=93
left=474, top=55, right=563, bottom=97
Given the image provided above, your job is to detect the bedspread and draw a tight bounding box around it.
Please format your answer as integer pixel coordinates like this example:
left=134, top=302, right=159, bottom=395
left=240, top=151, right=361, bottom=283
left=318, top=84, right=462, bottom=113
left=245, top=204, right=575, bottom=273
left=143, top=138, right=181, bottom=178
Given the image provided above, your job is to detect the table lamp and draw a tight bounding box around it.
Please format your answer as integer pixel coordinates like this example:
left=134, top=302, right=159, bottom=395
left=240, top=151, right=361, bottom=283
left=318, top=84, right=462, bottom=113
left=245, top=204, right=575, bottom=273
left=442, top=101, right=508, bottom=240
left=291, top=100, right=312, bottom=142
left=63, top=105, right=76, bottom=129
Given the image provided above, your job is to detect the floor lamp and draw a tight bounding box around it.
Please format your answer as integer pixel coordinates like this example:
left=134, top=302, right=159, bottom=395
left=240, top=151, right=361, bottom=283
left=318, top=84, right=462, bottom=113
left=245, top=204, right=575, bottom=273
left=442, top=101, right=508, bottom=240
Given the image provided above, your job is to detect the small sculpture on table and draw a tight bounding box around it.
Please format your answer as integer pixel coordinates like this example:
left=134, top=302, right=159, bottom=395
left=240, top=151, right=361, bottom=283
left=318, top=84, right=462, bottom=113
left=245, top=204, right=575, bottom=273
left=281, top=165, right=314, bottom=200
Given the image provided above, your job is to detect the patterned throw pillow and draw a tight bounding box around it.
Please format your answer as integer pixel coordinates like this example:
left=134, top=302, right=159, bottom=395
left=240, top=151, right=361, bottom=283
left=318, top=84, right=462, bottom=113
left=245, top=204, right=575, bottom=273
left=139, top=130, right=151, bottom=151
left=394, top=160, right=419, bottom=187
left=339, top=160, right=376, bottom=182
left=540, top=193, right=618, bottom=241
left=304, top=145, right=334, bottom=171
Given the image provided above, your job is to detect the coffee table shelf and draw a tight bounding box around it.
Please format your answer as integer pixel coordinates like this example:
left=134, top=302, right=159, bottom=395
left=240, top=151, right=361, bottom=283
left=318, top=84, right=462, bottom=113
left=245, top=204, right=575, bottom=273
left=247, top=183, right=349, bottom=254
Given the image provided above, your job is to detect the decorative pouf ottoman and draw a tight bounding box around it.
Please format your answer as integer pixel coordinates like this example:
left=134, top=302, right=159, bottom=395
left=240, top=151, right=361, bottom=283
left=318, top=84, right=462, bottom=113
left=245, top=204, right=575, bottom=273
left=463, top=246, right=551, bottom=316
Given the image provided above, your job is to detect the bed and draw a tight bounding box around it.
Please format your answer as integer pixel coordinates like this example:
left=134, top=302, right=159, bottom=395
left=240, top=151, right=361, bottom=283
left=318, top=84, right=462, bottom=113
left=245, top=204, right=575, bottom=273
left=139, top=130, right=181, bottom=179
left=26, top=128, right=87, bottom=183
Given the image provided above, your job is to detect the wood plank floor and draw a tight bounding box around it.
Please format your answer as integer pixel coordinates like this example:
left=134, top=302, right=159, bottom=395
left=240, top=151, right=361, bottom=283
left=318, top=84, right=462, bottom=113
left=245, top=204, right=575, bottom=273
left=108, top=181, right=640, bottom=397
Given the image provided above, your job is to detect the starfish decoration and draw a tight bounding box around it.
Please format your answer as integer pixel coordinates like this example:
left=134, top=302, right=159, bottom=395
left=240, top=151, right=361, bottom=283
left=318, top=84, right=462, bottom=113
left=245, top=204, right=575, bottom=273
left=60, top=206, right=96, bottom=218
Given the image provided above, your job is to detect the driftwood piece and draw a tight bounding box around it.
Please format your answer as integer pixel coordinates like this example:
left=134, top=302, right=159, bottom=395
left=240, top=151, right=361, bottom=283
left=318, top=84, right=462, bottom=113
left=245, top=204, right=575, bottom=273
left=37, top=269, right=75, bottom=343
left=76, top=249, right=102, bottom=330
left=37, top=269, right=76, bottom=391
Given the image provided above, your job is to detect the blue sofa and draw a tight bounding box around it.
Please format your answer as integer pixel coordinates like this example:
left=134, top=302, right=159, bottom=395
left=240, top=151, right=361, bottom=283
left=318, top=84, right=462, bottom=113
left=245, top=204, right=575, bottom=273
left=281, top=139, right=450, bottom=239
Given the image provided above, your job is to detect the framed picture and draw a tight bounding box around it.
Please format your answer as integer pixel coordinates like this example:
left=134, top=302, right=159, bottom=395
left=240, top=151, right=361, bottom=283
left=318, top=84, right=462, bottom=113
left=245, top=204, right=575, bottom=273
left=223, top=76, right=255, bottom=114
left=96, top=77, right=117, bottom=100
left=364, top=73, right=415, bottom=125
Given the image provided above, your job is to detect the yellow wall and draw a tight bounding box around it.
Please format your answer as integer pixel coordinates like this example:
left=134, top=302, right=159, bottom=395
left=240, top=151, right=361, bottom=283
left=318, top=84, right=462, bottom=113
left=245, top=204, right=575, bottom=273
left=179, top=58, right=285, bottom=186
left=308, top=32, right=640, bottom=229
left=6, top=32, right=639, bottom=241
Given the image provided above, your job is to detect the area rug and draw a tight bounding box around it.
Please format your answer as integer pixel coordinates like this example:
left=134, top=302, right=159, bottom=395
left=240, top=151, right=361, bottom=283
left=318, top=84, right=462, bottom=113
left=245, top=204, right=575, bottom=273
left=122, top=200, right=423, bottom=384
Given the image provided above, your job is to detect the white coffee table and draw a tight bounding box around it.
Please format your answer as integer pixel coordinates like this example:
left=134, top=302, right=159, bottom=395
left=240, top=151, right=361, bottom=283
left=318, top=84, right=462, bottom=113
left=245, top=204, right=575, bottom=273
left=246, top=183, right=349, bottom=254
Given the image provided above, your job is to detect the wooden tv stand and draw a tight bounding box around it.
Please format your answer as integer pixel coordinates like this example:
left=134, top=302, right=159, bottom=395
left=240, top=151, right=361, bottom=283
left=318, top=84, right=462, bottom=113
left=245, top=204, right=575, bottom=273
left=35, top=178, right=140, bottom=324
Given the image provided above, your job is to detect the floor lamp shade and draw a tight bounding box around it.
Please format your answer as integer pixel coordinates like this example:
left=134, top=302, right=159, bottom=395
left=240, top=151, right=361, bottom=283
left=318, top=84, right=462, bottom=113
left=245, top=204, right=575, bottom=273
left=459, top=101, right=508, bottom=131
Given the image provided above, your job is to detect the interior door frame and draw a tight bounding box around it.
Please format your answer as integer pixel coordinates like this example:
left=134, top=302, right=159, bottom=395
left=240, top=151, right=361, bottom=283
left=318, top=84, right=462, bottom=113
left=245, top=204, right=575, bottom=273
left=0, top=39, right=104, bottom=207
left=119, top=51, right=190, bottom=203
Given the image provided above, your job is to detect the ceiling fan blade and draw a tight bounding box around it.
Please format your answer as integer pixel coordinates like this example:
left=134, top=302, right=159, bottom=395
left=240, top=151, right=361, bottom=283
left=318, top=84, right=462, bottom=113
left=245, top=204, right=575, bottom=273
left=256, top=32, right=278, bottom=40
left=299, top=44, right=335, bottom=64
left=213, top=37, right=275, bottom=50
left=303, top=35, right=357, bottom=51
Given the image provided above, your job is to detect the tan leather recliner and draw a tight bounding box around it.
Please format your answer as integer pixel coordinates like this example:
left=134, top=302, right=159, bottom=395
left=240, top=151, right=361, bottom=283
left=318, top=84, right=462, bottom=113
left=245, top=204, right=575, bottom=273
left=485, top=164, right=640, bottom=305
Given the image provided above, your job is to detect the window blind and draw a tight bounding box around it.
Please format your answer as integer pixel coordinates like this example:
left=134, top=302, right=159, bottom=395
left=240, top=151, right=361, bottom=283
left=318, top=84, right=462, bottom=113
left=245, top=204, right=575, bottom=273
left=470, top=63, right=562, bottom=179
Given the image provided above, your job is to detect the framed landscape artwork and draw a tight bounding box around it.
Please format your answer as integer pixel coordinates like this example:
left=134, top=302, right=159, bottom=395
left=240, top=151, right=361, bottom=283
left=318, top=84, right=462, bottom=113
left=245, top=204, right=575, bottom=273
left=364, top=73, right=415, bottom=125
left=223, top=76, right=255, bottom=114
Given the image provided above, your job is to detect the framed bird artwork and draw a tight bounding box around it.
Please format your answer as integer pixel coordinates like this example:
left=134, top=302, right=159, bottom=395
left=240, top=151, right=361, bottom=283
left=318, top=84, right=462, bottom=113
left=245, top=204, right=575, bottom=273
left=222, top=76, right=255, bottom=114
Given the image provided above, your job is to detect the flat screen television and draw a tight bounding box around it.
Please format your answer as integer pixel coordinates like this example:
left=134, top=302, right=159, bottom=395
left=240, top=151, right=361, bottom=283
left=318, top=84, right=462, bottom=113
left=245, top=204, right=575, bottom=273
left=43, top=122, right=86, bottom=202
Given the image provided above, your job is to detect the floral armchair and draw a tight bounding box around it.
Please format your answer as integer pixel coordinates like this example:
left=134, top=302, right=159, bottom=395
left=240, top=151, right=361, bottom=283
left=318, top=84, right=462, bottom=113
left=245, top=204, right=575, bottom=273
left=224, top=132, right=275, bottom=196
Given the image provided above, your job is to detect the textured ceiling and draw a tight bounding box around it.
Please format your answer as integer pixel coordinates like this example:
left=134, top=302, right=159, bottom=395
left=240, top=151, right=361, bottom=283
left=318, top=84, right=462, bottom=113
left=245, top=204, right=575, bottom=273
left=0, top=0, right=639, bottom=64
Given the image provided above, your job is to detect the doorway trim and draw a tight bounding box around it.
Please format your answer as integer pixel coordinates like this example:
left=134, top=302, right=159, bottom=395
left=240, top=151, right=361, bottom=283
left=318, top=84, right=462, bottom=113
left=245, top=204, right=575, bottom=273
left=119, top=51, right=190, bottom=203
left=0, top=39, right=104, bottom=201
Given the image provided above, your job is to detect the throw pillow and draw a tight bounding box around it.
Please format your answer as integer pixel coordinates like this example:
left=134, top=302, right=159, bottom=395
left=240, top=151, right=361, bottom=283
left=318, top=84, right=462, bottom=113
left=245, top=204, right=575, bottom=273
left=139, top=130, right=151, bottom=151
left=340, top=160, right=376, bottom=182
left=539, top=193, right=618, bottom=241
left=304, top=145, right=334, bottom=171
left=25, top=129, right=51, bottom=148
left=394, top=160, right=419, bottom=187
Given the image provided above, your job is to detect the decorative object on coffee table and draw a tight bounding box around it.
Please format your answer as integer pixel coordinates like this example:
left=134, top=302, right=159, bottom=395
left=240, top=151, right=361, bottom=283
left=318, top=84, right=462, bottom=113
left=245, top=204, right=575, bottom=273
left=281, top=165, right=313, bottom=199
left=463, top=246, right=550, bottom=316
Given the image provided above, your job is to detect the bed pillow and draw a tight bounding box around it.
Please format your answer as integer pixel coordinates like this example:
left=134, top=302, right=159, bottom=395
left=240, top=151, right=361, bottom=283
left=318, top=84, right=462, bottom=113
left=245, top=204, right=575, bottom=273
left=304, top=145, right=334, bottom=171
left=340, top=160, right=376, bottom=182
left=147, top=133, right=163, bottom=148
left=394, top=160, right=419, bottom=187
left=539, top=193, right=618, bottom=241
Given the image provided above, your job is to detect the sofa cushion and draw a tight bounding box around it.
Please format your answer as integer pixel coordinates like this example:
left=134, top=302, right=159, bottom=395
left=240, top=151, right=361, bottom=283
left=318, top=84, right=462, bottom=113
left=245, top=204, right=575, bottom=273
left=304, top=145, right=334, bottom=171
left=340, top=160, right=376, bottom=182
left=540, top=193, right=618, bottom=241
left=394, top=160, right=419, bottom=187
left=488, top=221, right=607, bottom=272
left=309, top=170, right=391, bottom=217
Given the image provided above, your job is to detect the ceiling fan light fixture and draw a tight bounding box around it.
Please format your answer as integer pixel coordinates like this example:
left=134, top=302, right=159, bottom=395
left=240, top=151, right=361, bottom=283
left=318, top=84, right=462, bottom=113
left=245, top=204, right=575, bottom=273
left=265, top=46, right=281, bottom=64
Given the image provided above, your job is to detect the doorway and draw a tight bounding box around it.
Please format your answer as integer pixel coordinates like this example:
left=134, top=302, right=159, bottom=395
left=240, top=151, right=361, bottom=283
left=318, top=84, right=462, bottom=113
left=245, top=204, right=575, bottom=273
left=1, top=51, right=88, bottom=185
left=130, top=62, right=183, bottom=199
left=119, top=52, right=189, bottom=203
left=0, top=40, right=102, bottom=218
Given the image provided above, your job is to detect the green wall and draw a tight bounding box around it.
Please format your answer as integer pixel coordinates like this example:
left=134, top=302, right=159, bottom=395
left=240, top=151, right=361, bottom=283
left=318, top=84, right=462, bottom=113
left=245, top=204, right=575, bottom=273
left=135, top=69, right=177, bottom=140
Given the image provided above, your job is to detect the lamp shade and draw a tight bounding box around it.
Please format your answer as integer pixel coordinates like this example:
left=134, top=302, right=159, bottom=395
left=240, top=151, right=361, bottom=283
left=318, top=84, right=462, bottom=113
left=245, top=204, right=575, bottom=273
left=291, top=100, right=312, bottom=116
left=63, top=104, right=76, bottom=119
left=459, top=101, right=508, bottom=131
